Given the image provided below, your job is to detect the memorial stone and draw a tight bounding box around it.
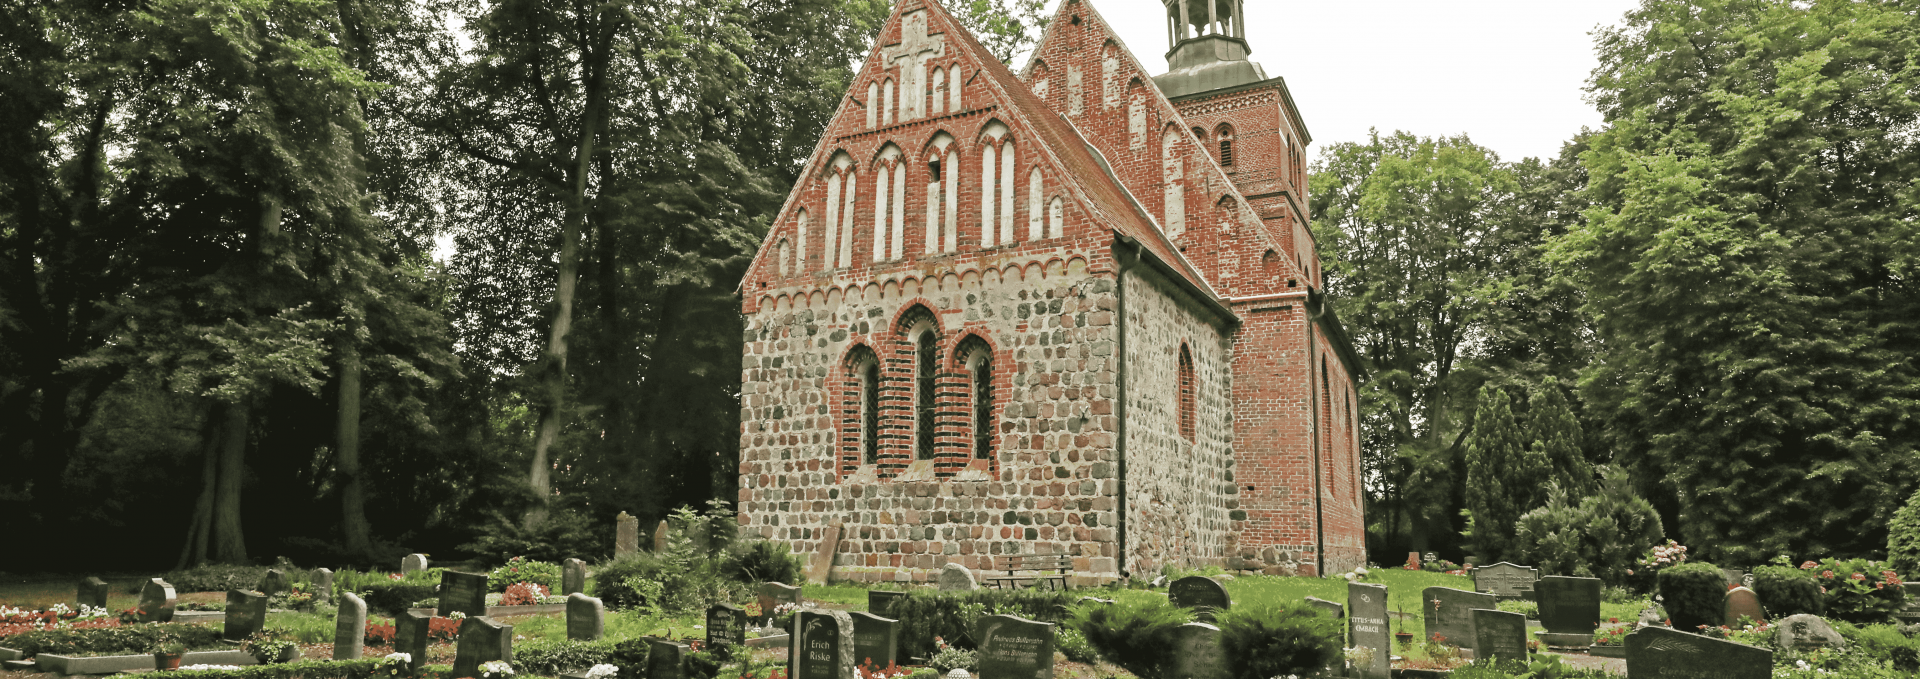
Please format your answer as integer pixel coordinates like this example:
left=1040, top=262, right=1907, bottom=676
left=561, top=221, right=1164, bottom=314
left=1346, top=582, right=1390, bottom=679
left=790, top=610, right=854, bottom=679
left=567, top=593, right=605, bottom=641
left=562, top=559, right=587, bottom=596
left=758, top=581, right=803, bottom=625
left=1775, top=614, right=1845, bottom=651
left=393, top=611, right=433, bottom=672
left=938, top=563, right=978, bottom=591
left=1169, top=623, right=1227, bottom=679
left=1625, top=626, right=1772, bottom=679
left=402, top=554, right=429, bottom=574
left=646, top=638, right=688, bottom=679
left=807, top=521, right=844, bottom=585
left=653, top=520, right=671, bottom=552
left=615, top=512, right=639, bottom=557
left=849, top=611, right=900, bottom=669
left=1407, top=553, right=1422, bottom=570
left=868, top=591, right=909, bottom=618
left=440, top=570, right=489, bottom=617
left=334, top=593, right=368, bottom=660
left=1724, top=586, right=1766, bottom=626
left=260, top=569, right=287, bottom=597
left=1169, top=576, right=1232, bottom=622
left=976, top=615, right=1054, bottom=679
left=314, top=568, right=334, bottom=604
left=1534, top=576, right=1601, bottom=649
left=77, top=577, right=109, bottom=609
left=1422, top=587, right=1495, bottom=650
left=706, top=603, right=748, bottom=648
left=1470, top=562, right=1540, bottom=600
left=223, top=590, right=268, bottom=641
left=1470, top=609, right=1528, bottom=665
left=138, top=578, right=177, bottom=623
left=452, top=617, right=514, bottom=679
left=1305, top=596, right=1344, bottom=620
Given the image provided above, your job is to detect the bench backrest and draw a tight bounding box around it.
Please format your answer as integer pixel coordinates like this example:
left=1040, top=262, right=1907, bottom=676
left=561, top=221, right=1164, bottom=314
left=999, top=554, right=1073, bottom=572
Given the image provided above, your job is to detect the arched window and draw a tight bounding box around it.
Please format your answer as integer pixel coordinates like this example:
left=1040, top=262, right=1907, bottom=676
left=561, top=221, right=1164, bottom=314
left=931, top=67, right=947, bottom=116
left=1178, top=344, right=1196, bottom=442
left=949, top=65, right=964, bottom=112
left=1101, top=42, right=1121, bottom=109
left=1048, top=196, right=1065, bottom=239
left=1030, top=61, right=1050, bottom=100
left=1027, top=167, right=1044, bottom=241
left=866, top=82, right=879, bottom=128
left=844, top=346, right=881, bottom=469
left=883, top=78, right=896, bottom=126
left=1191, top=126, right=1206, bottom=142
left=1217, top=125, right=1235, bottom=166
left=1262, top=250, right=1280, bottom=287
left=776, top=238, right=791, bottom=276
left=957, top=336, right=994, bottom=460
left=979, top=122, right=1011, bottom=247
left=1162, top=126, right=1186, bottom=237
left=900, top=306, right=940, bottom=461
left=795, top=210, right=810, bottom=272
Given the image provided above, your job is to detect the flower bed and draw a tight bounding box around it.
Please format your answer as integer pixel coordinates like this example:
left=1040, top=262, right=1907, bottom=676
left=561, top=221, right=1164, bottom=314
left=144, top=658, right=460, bottom=679
left=0, top=622, right=221, bottom=658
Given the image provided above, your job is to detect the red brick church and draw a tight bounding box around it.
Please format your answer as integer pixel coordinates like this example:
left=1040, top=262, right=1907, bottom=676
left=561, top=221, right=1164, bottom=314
left=734, top=0, right=1366, bottom=582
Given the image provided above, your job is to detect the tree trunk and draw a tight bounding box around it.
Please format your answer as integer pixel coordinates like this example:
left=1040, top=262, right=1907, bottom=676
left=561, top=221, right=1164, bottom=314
left=176, top=408, right=221, bottom=569
left=336, top=341, right=373, bottom=558
left=210, top=401, right=250, bottom=564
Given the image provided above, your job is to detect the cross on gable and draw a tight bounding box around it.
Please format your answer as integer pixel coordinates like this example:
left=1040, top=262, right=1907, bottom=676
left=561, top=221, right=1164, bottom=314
left=883, top=9, right=946, bottom=64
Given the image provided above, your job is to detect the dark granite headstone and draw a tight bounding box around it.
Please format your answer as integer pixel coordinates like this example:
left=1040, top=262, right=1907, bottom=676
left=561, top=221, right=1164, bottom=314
left=790, top=610, right=854, bottom=679
left=1346, top=582, right=1389, bottom=679
left=138, top=578, right=177, bottom=623
left=758, top=581, right=803, bottom=624
left=567, top=593, right=605, bottom=641
left=1775, top=614, right=1845, bottom=651
left=314, top=568, right=334, bottom=604
left=1470, top=562, right=1540, bottom=600
left=1534, top=576, right=1601, bottom=634
left=334, top=592, right=368, bottom=660
left=393, top=611, right=432, bottom=672
left=440, top=570, right=489, bottom=617
left=260, top=569, right=288, bottom=597
left=1625, top=626, right=1772, bottom=679
left=1724, top=586, right=1765, bottom=627
left=1170, top=622, right=1227, bottom=679
left=77, top=577, right=109, bottom=609
left=1897, top=583, right=1920, bottom=624
left=562, top=559, right=587, bottom=596
left=451, top=616, right=513, bottom=679
left=849, top=611, right=900, bottom=669
left=646, top=638, right=688, bottom=679
left=706, top=603, right=748, bottom=648
left=615, top=512, right=639, bottom=557
left=977, top=615, right=1055, bottom=679
left=223, top=590, right=268, bottom=641
left=1470, top=608, right=1528, bottom=664
left=1169, top=576, right=1232, bottom=622
left=1305, top=596, right=1344, bottom=620
left=1422, top=586, right=1494, bottom=650
left=868, top=591, right=909, bottom=619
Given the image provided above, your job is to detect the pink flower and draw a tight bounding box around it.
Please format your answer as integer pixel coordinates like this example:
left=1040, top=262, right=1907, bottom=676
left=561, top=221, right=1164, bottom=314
left=1801, top=561, right=1819, bottom=570
left=1851, top=573, right=1866, bottom=581
left=1822, top=570, right=1835, bottom=579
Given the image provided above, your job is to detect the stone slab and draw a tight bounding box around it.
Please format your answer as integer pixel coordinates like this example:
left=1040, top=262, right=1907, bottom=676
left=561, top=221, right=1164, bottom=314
left=77, top=578, right=109, bottom=609
left=1472, top=609, right=1528, bottom=665
left=976, top=615, right=1054, bottom=679
left=1470, top=562, right=1540, bottom=600
left=314, top=568, right=334, bottom=604
left=451, top=616, right=513, bottom=679
left=791, top=610, right=855, bottom=679
left=758, top=581, right=803, bottom=625
left=139, top=579, right=177, bottom=623
left=868, top=591, right=909, bottom=618
left=393, top=611, right=433, bottom=673
left=1624, top=626, right=1771, bottom=679
left=36, top=650, right=257, bottom=676
left=653, top=520, right=671, bottom=553
left=334, top=592, right=368, bottom=660
left=568, top=593, right=606, bottom=641
left=1170, top=622, right=1227, bottom=679
left=937, top=563, right=977, bottom=591
left=807, top=522, right=843, bottom=585
left=402, top=554, right=429, bottom=574
left=1723, top=586, right=1765, bottom=627
left=1775, top=614, right=1845, bottom=651
left=647, top=638, right=687, bottom=679
left=707, top=603, right=748, bottom=648
left=0, top=648, right=24, bottom=662
left=562, top=559, right=587, bottom=596
left=1422, top=587, right=1493, bottom=650
left=615, top=512, right=639, bottom=557
left=223, top=590, right=268, bottom=641
left=1535, top=576, right=1602, bottom=635
left=849, top=611, right=900, bottom=669
left=1537, top=632, right=1592, bottom=649
left=439, top=570, right=489, bottom=618
left=1305, top=596, right=1344, bottom=620
left=1169, top=576, right=1232, bottom=622
left=1347, top=582, right=1390, bottom=679
left=174, top=610, right=223, bottom=624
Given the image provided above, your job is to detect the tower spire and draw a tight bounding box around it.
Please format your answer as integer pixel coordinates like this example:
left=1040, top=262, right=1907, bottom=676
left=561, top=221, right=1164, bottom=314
left=1156, top=0, right=1266, bottom=97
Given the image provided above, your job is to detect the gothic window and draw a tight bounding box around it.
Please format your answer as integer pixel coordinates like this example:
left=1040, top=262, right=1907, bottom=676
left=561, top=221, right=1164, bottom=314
left=1262, top=250, right=1280, bottom=288
left=1178, top=344, right=1196, bottom=442
left=1030, top=61, right=1050, bottom=100
left=845, top=346, right=881, bottom=468
left=958, top=336, right=994, bottom=460
left=1067, top=65, right=1083, bottom=116
left=1162, top=126, right=1186, bottom=237
left=883, top=78, right=896, bottom=126
left=999, top=139, right=1016, bottom=245
left=866, top=82, right=879, bottom=128
left=823, top=154, right=857, bottom=270
left=1048, top=196, right=1064, bottom=239
left=925, top=133, right=957, bottom=254
left=915, top=328, right=937, bottom=460
left=776, top=238, right=791, bottom=276
left=873, top=145, right=905, bottom=261
left=949, top=66, right=964, bottom=112
left=1192, top=126, right=1206, bottom=143
left=796, top=209, right=810, bottom=272
left=931, top=66, right=947, bottom=115
left=1101, top=43, right=1121, bottom=109
left=979, top=122, right=1012, bottom=247
left=1217, top=125, right=1235, bottom=166
left=1026, top=168, right=1044, bottom=241
left=874, top=157, right=891, bottom=262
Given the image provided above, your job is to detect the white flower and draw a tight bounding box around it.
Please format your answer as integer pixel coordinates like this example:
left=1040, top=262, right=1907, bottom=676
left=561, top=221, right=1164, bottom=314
left=448, top=611, right=468, bottom=620
left=385, top=653, right=412, bottom=664
left=481, top=660, right=516, bottom=677
left=585, top=665, right=618, bottom=679
left=181, top=666, right=245, bottom=671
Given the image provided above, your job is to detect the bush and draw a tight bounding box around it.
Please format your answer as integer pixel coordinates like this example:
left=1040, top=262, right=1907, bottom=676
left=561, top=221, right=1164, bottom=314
left=1055, top=626, right=1098, bottom=664
left=1844, top=621, right=1920, bottom=672
left=1814, top=558, right=1908, bottom=624
left=499, top=582, right=551, bottom=606
left=511, top=639, right=614, bottom=677
left=1065, top=598, right=1193, bottom=679
left=1656, top=561, right=1726, bottom=632
left=592, top=551, right=733, bottom=615
left=1751, top=564, right=1825, bottom=618
left=1891, top=487, right=1920, bottom=575
left=891, top=587, right=1079, bottom=660
left=145, top=659, right=386, bottom=679
left=905, top=668, right=939, bottom=679
left=335, top=569, right=444, bottom=617
left=1497, top=600, right=1539, bottom=618
left=487, top=557, right=563, bottom=593
left=606, top=637, right=651, bottom=679
left=1, top=623, right=223, bottom=657
left=721, top=541, right=803, bottom=586
left=928, top=648, right=977, bottom=674
left=461, top=507, right=603, bottom=564
left=1213, top=601, right=1342, bottom=679
left=161, top=564, right=276, bottom=594
left=1514, top=467, right=1663, bottom=587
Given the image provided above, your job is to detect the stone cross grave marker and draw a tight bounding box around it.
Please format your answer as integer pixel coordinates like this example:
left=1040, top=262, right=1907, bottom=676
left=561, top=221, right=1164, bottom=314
left=1724, top=586, right=1766, bottom=627
left=1346, top=582, right=1390, bottom=679
left=402, top=553, right=429, bottom=574
left=1775, top=614, right=1845, bottom=651
left=223, top=590, right=268, bottom=641
left=758, top=581, right=803, bottom=625
left=77, top=577, right=108, bottom=609
left=314, top=568, right=334, bottom=604
left=806, top=521, right=844, bottom=585
left=706, top=603, right=748, bottom=648
left=849, top=611, right=900, bottom=669
left=868, top=591, right=909, bottom=619
left=938, top=563, right=977, bottom=591
left=647, top=638, right=688, bottom=679
left=440, top=570, right=489, bottom=617
left=615, top=512, right=639, bottom=557
left=1471, top=609, right=1528, bottom=665
left=561, top=559, right=587, bottom=596
left=977, top=615, right=1054, bottom=679
left=393, top=611, right=433, bottom=672
left=1169, top=622, right=1227, bottom=679
left=1421, top=586, right=1494, bottom=650
left=1534, top=576, right=1601, bottom=649
left=1625, top=625, right=1772, bottom=679
left=1305, top=596, right=1344, bottom=621
left=139, top=578, right=177, bottom=623
left=567, top=593, right=605, bottom=641
left=880, top=8, right=949, bottom=123
left=790, top=610, right=855, bottom=679
left=334, top=592, right=368, bottom=660
left=260, top=569, right=287, bottom=597
left=1169, top=576, right=1232, bottom=622
left=653, top=520, right=671, bottom=552
left=1470, top=562, right=1540, bottom=600
left=452, top=616, right=513, bottom=679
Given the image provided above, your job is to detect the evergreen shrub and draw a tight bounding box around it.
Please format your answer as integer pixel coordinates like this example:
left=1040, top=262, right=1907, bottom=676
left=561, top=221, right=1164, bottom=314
left=1514, top=467, right=1663, bottom=587
left=891, top=588, right=1078, bottom=660
left=143, top=659, right=387, bottom=679
left=1064, top=598, right=1192, bottom=679
left=591, top=551, right=730, bottom=615
left=1054, top=627, right=1098, bottom=664
left=1891, top=487, right=1920, bottom=575
left=721, top=541, right=803, bottom=586
left=0, top=623, right=222, bottom=657
left=510, top=639, right=613, bottom=677
left=1750, top=565, right=1824, bottom=617
left=1655, top=561, right=1725, bottom=632
left=1213, top=601, right=1342, bottom=679
left=928, top=648, right=977, bottom=673
left=486, top=557, right=563, bottom=593
left=161, top=564, right=277, bottom=594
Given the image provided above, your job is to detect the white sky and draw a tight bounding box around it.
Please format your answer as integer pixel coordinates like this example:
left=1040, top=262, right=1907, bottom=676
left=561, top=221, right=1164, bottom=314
left=1075, top=0, right=1644, bottom=163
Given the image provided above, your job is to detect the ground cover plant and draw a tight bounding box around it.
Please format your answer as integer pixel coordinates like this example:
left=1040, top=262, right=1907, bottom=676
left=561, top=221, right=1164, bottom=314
left=1065, top=596, right=1193, bottom=679
left=1213, top=600, right=1341, bottom=679
left=0, top=622, right=223, bottom=657
left=891, top=586, right=1079, bottom=659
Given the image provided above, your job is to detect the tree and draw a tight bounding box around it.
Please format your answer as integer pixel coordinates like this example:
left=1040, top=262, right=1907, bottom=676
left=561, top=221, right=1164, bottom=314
left=1462, top=385, right=1546, bottom=562
left=1527, top=378, right=1593, bottom=499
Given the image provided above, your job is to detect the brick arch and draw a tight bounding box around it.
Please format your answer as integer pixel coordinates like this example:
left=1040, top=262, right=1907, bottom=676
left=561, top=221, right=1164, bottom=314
left=1178, top=342, right=1197, bottom=443
left=893, top=302, right=941, bottom=335
left=833, top=343, right=884, bottom=479
left=952, top=333, right=1000, bottom=466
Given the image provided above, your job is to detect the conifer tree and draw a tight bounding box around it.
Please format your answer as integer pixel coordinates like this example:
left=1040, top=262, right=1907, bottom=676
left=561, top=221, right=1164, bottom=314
left=1465, top=385, right=1541, bottom=562
left=1528, top=378, right=1593, bottom=500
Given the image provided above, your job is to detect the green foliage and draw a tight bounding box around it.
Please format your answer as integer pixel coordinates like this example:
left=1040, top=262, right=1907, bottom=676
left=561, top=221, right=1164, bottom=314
left=904, top=668, right=939, bottom=679
left=1515, top=467, right=1664, bottom=586
left=335, top=569, right=443, bottom=617
left=510, top=639, right=614, bottom=677
left=1496, top=600, right=1538, bottom=618
left=1890, top=488, right=1920, bottom=575
left=162, top=564, right=277, bottom=594
left=1526, top=379, right=1593, bottom=498
left=1752, top=565, right=1825, bottom=618
left=486, top=557, right=564, bottom=593
left=1813, top=559, right=1909, bottom=624
left=928, top=648, right=978, bottom=674
left=1840, top=622, right=1920, bottom=673
left=891, top=587, right=1078, bottom=659
left=1448, top=657, right=1615, bottom=679
left=462, top=509, right=603, bottom=565
left=605, top=637, right=652, bottom=679
left=1213, top=601, right=1343, bottom=679
left=0, top=624, right=223, bottom=657
left=144, top=659, right=388, bottom=679
left=1065, top=598, right=1193, bottom=679
left=1054, top=626, right=1098, bottom=664
left=943, top=0, right=1049, bottom=62
left=721, top=541, right=804, bottom=586
left=1464, top=385, right=1548, bottom=561
left=1656, top=561, right=1726, bottom=632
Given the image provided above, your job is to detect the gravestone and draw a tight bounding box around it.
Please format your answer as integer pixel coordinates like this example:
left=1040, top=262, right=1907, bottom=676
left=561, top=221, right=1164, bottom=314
left=138, top=578, right=177, bottom=623
left=402, top=553, right=429, bottom=574
left=790, top=610, right=855, bottom=679
left=440, top=570, right=489, bottom=617
left=223, top=590, right=269, bottom=641
left=938, top=563, right=978, bottom=591
left=561, top=559, right=587, bottom=596
left=1407, top=552, right=1422, bottom=569
left=807, top=521, right=844, bottom=585
left=314, top=568, right=334, bottom=604
left=452, top=616, right=514, bottom=679
left=1169, top=622, right=1227, bottom=679
left=1169, top=576, right=1232, bottom=622
left=849, top=611, right=900, bottom=669
left=334, top=593, right=368, bottom=660
left=1775, top=614, right=1845, bottom=651
left=868, top=590, right=909, bottom=618
left=646, top=638, right=688, bottom=679
left=393, top=611, right=433, bottom=672
left=653, top=520, right=671, bottom=552
left=1470, top=609, right=1528, bottom=665
left=758, top=581, right=803, bottom=625
left=1305, top=596, right=1344, bottom=620
left=1897, top=583, right=1920, bottom=624
left=1346, top=582, right=1390, bottom=679
left=77, top=577, right=109, bottom=609
left=1470, top=562, right=1540, bottom=600
left=976, top=615, right=1054, bottom=679
left=1724, top=586, right=1766, bottom=627
left=1534, top=576, right=1601, bottom=648
left=615, top=512, right=639, bottom=557
left=1624, top=626, right=1772, bottom=679
left=260, top=569, right=288, bottom=597
left=706, top=603, right=748, bottom=648
left=1422, top=587, right=1495, bottom=650
left=567, top=593, right=605, bottom=641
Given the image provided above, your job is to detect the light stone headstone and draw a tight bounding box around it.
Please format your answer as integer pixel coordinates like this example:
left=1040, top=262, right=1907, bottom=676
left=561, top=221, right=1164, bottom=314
left=653, top=520, right=671, bottom=552
left=1169, top=622, right=1227, bottom=679
left=806, top=521, right=844, bottom=585
left=333, top=592, right=368, bottom=660
left=849, top=611, right=900, bottom=669
left=1625, top=626, right=1772, bottom=679
left=615, top=512, right=639, bottom=557
left=451, top=616, right=513, bottom=679
left=561, top=559, right=587, bottom=596
left=790, top=610, right=855, bottom=679
left=77, top=577, right=109, bottom=609
left=260, top=569, right=288, bottom=597
left=647, top=638, right=688, bottom=679
left=1170, top=576, right=1232, bottom=622
left=1470, top=608, right=1528, bottom=665
left=393, top=611, right=432, bottom=672
left=567, top=593, right=605, bottom=641
left=223, top=590, right=268, bottom=641
left=868, top=590, right=909, bottom=618
left=937, top=563, right=977, bottom=591
left=1775, top=614, right=1845, bottom=651
left=402, top=553, right=429, bottom=574
left=1346, top=582, right=1390, bottom=679
left=976, top=615, right=1054, bottom=679
left=138, top=578, right=177, bottom=623
left=758, top=581, right=803, bottom=625
left=706, top=603, right=748, bottom=648
left=440, top=570, right=489, bottom=617
left=1724, top=586, right=1766, bottom=627
left=314, top=568, right=334, bottom=604
left=1534, top=575, right=1601, bottom=649
left=1470, top=562, right=1540, bottom=600
left=1422, top=587, right=1494, bottom=650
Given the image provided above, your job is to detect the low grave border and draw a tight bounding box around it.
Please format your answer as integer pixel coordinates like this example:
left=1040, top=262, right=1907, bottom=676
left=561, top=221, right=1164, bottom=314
left=36, top=649, right=258, bottom=675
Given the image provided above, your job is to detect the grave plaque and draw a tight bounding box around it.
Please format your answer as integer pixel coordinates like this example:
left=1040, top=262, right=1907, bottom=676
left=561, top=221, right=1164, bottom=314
left=77, top=577, right=109, bottom=609
left=1775, top=614, right=1845, bottom=651
left=806, top=521, right=844, bottom=585
left=868, top=590, right=909, bottom=618
left=1470, top=562, right=1540, bottom=600
left=1898, top=583, right=1920, bottom=624
left=849, top=611, right=900, bottom=669
left=790, top=610, right=854, bottom=679
left=758, top=581, right=803, bottom=625
left=938, top=563, right=977, bottom=591
left=1625, top=626, right=1772, bottom=679
left=562, top=559, right=587, bottom=596
left=1724, top=586, right=1766, bottom=627
left=440, top=570, right=489, bottom=617
left=334, top=593, right=368, bottom=660
left=138, top=578, right=177, bottom=623
left=223, top=590, right=269, bottom=641
left=976, top=615, right=1054, bottom=679
left=1169, top=576, right=1233, bottom=622
left=314, top=568, right=334, bottom=604
left=1305, top=596, right=1344, bottom=620
left=646, top=638, right=688, bottom=679
left=1470, top=609, right=1528, bottom=665
left=1422, top=587, right=1494, bottom=650
left=1534, top=576, right=1601, bottom=635
left=451, top=617, right=514, bottom=679
left=393, top=611, right=432, bottom=672
left=260, top=569, right=288, bottom=597
left=1169, top=622, right=1227, bottom=679
left=402, top=553, right=429, bottom=574
left=567, top=593, right=605, bottom=641
left=706, top=603, right=748, bottom=648
left=1346, top=582, right=1390, bottom=679
left=615, top=512, right=639, bottom=557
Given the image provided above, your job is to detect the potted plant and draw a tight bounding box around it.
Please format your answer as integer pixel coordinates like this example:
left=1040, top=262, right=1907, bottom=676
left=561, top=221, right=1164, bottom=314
left=152, top=638, right=186, bottom=671
left=1394, top=606, right=1415, bottom=648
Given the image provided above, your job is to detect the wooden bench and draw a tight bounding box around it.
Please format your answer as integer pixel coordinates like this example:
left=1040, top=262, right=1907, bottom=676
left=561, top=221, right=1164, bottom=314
left=982, top=554, right=1073, bottom=590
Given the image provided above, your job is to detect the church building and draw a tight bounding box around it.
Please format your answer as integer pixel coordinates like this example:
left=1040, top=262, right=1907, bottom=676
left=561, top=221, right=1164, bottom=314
left=735, top=0, right=1366, bottom=583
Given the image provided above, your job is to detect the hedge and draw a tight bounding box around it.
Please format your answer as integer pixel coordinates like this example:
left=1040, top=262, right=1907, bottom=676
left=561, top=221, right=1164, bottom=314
left=1750, top=565, right=1824, bottom=618
left=0, top=623, right=223, bottom=657
left=146, top=661, right=460, bottom=679
left=890, top=588, right=1079, bottom=660
left=1655, top=561, right=1725, bottom=632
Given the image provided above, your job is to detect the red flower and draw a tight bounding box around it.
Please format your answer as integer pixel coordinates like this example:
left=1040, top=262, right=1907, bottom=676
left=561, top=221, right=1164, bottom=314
left=1851, top=573, right=1866, bottom=581
left=1801, top=561, right=1819, bottom=570
left=1822, top=570, right=1835, bottom=579
left=1609, top=617, right=1619, bottom=623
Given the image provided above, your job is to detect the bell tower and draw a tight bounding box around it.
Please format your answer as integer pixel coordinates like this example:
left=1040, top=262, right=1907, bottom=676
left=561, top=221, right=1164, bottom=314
left=1155, top=0, right=1265, bottom=97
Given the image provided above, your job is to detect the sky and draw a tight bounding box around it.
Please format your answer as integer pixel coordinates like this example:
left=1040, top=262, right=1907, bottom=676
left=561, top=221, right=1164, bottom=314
left=1071, top=0, right=1645, bottom=163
